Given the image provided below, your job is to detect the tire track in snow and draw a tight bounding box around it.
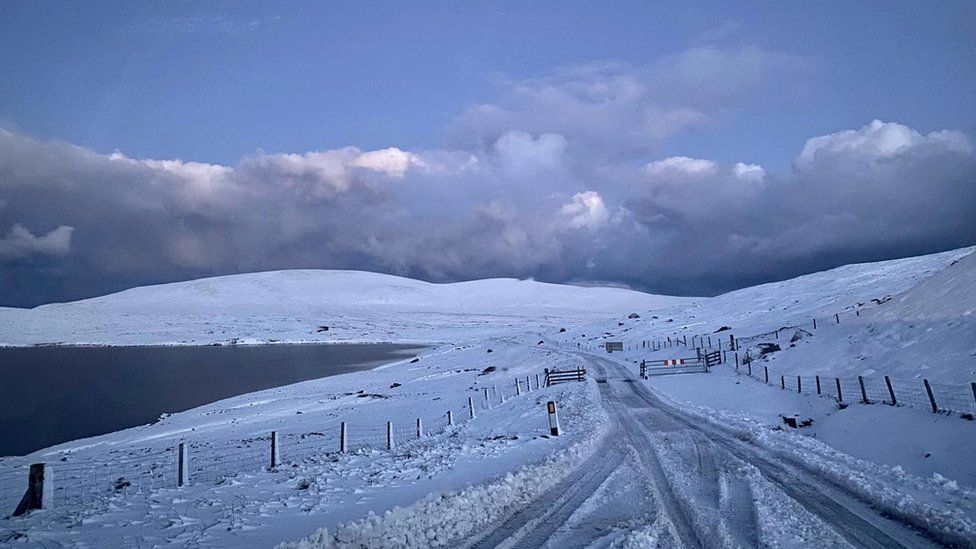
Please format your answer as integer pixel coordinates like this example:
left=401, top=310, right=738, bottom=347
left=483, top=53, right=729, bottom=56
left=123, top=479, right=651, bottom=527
left=586, top=354, right=943, bottom=549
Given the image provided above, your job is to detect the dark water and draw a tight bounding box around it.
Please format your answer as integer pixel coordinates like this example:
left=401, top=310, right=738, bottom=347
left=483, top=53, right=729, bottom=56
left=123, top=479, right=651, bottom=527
left=0, top=343, right=422, bottom=457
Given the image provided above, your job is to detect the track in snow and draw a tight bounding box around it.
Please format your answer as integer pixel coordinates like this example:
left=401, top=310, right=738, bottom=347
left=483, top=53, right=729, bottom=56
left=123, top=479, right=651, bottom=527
left=467, top=353, right=946, bottom=549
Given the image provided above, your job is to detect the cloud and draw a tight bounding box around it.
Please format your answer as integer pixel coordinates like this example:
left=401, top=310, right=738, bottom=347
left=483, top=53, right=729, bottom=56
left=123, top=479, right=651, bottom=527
left=559, top=191, right=609, bottom=230
left=0, top=224, right=74, bottom=260
left=0, top=48, right=972, bottom=305
left=796, top=119, right=973, bottom=169
left=451, top=47, right=809, bottom=160
left=645, top=156, right=719, bottom=179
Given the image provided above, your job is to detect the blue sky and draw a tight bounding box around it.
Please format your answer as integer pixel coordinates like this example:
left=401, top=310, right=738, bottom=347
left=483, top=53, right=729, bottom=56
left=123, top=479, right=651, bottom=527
left=1, top=1, right=975, bottom=305
left=3, top=1, right=973, bottom=169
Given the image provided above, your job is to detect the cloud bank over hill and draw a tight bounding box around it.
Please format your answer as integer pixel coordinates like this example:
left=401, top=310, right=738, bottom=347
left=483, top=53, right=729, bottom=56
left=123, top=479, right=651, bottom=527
left=1, top=47, right=974, bottom=306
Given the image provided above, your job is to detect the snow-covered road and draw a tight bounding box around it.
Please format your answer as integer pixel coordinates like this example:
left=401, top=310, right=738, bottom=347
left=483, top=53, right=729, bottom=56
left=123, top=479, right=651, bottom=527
left=467, top=352, right=952, bottom=548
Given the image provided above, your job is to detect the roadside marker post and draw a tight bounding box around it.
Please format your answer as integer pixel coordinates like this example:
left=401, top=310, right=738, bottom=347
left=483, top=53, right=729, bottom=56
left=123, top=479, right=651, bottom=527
left=178, top=443, right=189, bottom=486
left=339, top=422, right=347, bottom=453
left=270, top=431, right=280, bottom=468
left=468, top=397, right=476, bottom=419
left=546, top=401, right=561, bottom=436
left=386, top=421, right=394, bottom=450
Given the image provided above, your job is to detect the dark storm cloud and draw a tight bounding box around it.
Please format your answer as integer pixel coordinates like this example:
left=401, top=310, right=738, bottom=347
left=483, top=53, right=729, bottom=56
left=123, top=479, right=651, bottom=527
left=1, top=52, right=974, bottom=306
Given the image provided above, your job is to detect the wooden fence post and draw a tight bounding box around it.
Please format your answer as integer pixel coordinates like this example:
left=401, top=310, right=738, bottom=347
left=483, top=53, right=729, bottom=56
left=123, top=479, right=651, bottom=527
left=923, top=379, right=938, bottom=413
left=885, top=376, right=897, bottom=405
left=417, top=418, right=423, bottom=438
left=858, top=376, right=869, bottom=404
left=835, top=378, right=843, bottom=403
left=13, top=463, right=52, bottom=516
left=780, top=375, right=785, bottom=390
left=835, top=313, right=840, bottom=324
left=386, top=421, right=393, bottom=450
left=536, top=373, right=541, bottom=390
left=447, top=410, right=454, bottom=426
left=178, top=443, right=189, bottom=487
left=747, top=361, right=752, bottom=377
left=775, top=329, right=779, bottom=340
left=971, top=382, right=976, bottom=408
left=483, top=387, right=490, bottom=409
left=526, top=376, right=532, bottom=392
left=816, top=375, right=821, bottom=395
left=515, top=378, right=521, bottom=396
left=339, top=422, right=347, bottom=453
left=270, top=431, right=280, bottom=468
left=797, top=375, right=802, bottom=393
left=813, top=318, right=818, bottom=329
left=468, top=397, right=476, bottom=419
left=764, top=366, right=769, bottom=384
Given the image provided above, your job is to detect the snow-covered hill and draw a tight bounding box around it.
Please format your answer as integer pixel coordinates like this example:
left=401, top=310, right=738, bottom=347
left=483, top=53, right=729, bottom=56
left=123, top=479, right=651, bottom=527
left=0, top=271, right=693, bottom=346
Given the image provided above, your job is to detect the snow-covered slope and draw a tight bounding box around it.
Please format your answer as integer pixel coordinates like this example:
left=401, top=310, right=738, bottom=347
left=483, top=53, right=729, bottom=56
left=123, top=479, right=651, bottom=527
left=0, top=270, right=693, bottom=346
left=876, top=250, right=976, bottom=321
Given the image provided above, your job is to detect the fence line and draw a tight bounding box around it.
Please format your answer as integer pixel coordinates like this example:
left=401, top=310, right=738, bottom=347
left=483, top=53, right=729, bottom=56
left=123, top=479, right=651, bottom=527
left=729, top=351, right=976, bottom=417
left=1, top=370, right=556, bottom=518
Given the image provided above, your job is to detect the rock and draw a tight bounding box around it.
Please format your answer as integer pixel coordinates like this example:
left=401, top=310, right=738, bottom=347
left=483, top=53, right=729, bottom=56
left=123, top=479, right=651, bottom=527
left=390, top=382, right=402, bottom=388
left=409, top=357, right=420, bottom=363
left=316, top=325, right=330, bottom=332
left=537, top=340, right=544, bottom=345
left=714, top=326, right=731, bottom=332
left=791, top=329, right=813, bottom=343
left=628, top=313, right=641, bottom=319
left=486, top=348, right=493, bottom=353
left=479, top=366, right=497, bottom=375
left=559, top=327, right=567, bottom=333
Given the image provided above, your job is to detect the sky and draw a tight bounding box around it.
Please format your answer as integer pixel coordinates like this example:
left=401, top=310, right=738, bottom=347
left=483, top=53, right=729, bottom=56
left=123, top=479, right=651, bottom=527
left=1, top=1, right=975, bottom=307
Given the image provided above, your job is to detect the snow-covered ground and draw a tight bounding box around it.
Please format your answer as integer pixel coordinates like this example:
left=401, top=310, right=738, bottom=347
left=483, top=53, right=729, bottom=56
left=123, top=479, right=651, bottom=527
left=0, top=271, right=693, bottom=347
left=1, top=246, right=975, bottom=547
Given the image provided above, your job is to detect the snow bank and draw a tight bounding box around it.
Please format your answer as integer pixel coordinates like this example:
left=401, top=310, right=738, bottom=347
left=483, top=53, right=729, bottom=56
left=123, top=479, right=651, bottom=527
left=278, top=381, right=609, bottom=548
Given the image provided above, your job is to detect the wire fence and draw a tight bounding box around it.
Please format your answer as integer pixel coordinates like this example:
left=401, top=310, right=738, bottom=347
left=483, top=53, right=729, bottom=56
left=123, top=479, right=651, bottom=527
left=730, top=354, right=976, bottom=417
left=1, top=372, right=554, bottom=519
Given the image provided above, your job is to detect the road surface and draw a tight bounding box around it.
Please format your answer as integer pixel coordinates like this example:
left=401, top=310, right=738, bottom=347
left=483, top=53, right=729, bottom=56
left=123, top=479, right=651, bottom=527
left=466, top=353, right=947, bottom=549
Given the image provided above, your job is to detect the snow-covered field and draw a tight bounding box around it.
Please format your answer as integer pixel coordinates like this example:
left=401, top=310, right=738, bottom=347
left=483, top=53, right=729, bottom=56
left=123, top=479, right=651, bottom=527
left=1, top=246, right=975, bottom=547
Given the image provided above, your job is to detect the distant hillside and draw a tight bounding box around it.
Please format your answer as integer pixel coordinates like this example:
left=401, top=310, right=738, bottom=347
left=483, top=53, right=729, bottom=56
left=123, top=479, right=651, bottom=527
left=0, top=270, right=693, bottom=346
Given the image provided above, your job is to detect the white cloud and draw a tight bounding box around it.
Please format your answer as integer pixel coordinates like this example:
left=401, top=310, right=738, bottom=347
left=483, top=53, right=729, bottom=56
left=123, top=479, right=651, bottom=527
left=559, top=191, right=609, bottom=230
left=645, top=156, right=718, bottom=179
left=493, top=131, right=567, bottom=176
left=733, top=162, right=765, bottom=182
left=796, top=119, right=974, bottom=169
left=352, top=147, right=427, bottom=177
left=0, top=224, right=74, bottom=260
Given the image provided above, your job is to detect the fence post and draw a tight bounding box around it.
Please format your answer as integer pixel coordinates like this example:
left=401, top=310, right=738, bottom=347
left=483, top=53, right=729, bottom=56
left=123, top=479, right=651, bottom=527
left=885, top=376, right=897, bottom=405
left=858, top=376, right=869, bottom=404
left=526, top=376, right=532, bottom=392
left=536, top=373, right=541, bottom=390
left=775, top=329, right=779, bottom=340
left=468, top=397, right=476, bottom=419
left=816, top=375, right=821, bottom=395
left=417, top=418, right=423, bottom=438
left=708, top=336, right=713, bottom=347
left=339, top=422, right=347, bottom=453
left=386, top=421, right=393, bottom=450
left=835, top=378, right=843, bottom=403
left=483, top=387, right=490, bottom=409
left=178, top=443, right=189, bottom=487
left=734, top=352, right=739, bottom=372
left=835, top=313, right=840, bottom=324
left=270, top=431, right=280, bottom=468
left=447, top=410, right=454, bottom=426
left=747, top=361, right=752, bottom=377
left=780, top=375, right=785, bottom=390
left=971, top=382, right=976, bottom=408
left=797, top=375, right=802, bottom=393
left=12, top=463, right=52, bottom=516
left=923, top=379, right=938, bottom=413
left=515, top=378, right=521, bottom=396
left=764, top=366, right=769, bottom=384
left=813, top=318, right=817, bottom=329
left=729, top=334, right=735, bottom=351
left=546, top=401, right=561, bottom=436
